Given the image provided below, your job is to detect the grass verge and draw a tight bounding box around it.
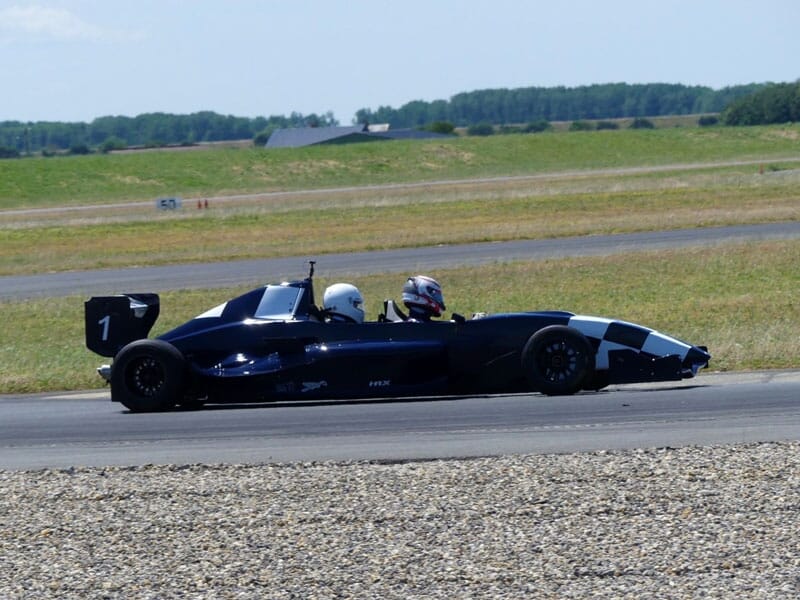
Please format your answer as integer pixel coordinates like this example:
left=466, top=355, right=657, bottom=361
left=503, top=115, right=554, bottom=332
left=2, top=165, right=799, bottom=276
left=2, top=125, right=800, bottom=209
left=1, top=240, right=797, bottom=394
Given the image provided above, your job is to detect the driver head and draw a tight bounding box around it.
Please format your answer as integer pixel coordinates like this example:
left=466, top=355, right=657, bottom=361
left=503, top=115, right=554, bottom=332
left=323, top=283, right=365, bottom=323
left=402, top=275, right=445, bottom=318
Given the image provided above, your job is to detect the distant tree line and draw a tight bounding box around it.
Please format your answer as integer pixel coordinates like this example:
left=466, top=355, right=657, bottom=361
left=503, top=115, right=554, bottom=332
left=463, top=116, right=663, bottom=136
left=3, top=82, right=797, bottom=158
left=722, top=82, right=800, bottom=125
left=0, top=111, right=338, bottom=154
left=355, top=83, right=765, bottom=128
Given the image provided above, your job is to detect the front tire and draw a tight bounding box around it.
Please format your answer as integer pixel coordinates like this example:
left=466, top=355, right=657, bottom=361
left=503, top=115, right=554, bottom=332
left=111, top=339, right=185, bottom=412
left=522, top=325, right=595, bottom=396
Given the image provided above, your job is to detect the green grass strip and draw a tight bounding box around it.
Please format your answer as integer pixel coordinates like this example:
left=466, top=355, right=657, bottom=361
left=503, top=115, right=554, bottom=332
left=3, top=125, right=800, bottom=209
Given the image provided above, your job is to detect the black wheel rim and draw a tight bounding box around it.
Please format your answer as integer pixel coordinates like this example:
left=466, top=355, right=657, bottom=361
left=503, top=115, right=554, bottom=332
left=537, top=339, right=579, bottom=383
left=127, top=356, right=165, bottom=397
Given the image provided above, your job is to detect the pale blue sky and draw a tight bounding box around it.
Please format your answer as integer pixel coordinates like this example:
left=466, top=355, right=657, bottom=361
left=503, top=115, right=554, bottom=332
left=1, top=0, right=798, bottom=124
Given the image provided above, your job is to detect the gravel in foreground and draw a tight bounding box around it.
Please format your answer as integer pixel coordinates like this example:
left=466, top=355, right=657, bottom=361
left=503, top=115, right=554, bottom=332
left=2, top=442, right=800, bottom=599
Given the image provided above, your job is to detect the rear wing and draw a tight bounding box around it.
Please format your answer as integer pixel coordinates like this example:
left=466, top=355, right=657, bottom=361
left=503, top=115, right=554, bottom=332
left=85, top=294, right=160, bottom=357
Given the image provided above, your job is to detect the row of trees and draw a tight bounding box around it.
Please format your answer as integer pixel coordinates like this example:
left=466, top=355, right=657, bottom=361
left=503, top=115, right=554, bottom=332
left=463, top=117, right=663, bottom=136
left=0, top=111, right=338, bottom=154
left=355, top=83, right=765, bottom=128
left=3, top=82, right=798, bottom=156
left=722, top=82, right=800, bottom=125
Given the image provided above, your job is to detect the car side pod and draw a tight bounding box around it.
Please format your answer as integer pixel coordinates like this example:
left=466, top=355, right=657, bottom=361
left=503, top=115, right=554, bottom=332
left=85, top=294, right=160, bottom=358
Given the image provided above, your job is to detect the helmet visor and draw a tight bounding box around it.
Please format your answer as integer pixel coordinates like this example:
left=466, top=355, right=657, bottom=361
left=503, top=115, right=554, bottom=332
left=424, top=285, right=445, bottom=311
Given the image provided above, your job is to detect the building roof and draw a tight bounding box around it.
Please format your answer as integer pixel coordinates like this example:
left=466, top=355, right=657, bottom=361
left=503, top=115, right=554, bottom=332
left=371, top=129, right=452, bottom=140
left=266, top=124, right=452, bottom=148
left=265, top=125, right=366, bottom=148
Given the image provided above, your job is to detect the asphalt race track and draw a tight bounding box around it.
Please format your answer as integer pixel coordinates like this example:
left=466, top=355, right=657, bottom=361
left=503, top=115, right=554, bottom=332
left=1, top=371, right=799, bottom=470
left=2, top=222, right=799, bottom=300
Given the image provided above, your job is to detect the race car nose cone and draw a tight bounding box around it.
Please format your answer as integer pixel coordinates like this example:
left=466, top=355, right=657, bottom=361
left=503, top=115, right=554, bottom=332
left=683, top=345, right=711, bottom=373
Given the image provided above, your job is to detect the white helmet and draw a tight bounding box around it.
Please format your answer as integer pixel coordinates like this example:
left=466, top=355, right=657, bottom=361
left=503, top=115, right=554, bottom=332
left=402, top=275, right=445, bottom=318
left=323, top=283, right=365, bottom=323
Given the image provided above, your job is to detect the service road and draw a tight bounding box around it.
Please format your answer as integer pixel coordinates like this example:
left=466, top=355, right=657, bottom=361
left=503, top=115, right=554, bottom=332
left=1, top=371, right=798, bottom=470
left=2, top=222, right=799, bottom=300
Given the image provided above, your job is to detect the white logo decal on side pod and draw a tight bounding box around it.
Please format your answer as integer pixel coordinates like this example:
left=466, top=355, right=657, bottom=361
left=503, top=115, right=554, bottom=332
left=302, top=381, right=328, bottom=392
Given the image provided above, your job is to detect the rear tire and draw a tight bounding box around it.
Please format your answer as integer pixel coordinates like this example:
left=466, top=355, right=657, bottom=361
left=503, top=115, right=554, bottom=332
left=111, top=339, right=185, bottom=412
left=522, top=325, right=594, bottom=396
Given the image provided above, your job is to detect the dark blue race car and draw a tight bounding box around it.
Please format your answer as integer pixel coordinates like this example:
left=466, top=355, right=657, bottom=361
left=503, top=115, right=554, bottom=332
left=85, top=263, right=710, bottom=412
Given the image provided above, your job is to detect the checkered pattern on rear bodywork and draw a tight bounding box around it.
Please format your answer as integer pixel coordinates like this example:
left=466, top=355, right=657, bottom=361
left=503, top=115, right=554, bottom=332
left=566, top=315, right=693, bottom=370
